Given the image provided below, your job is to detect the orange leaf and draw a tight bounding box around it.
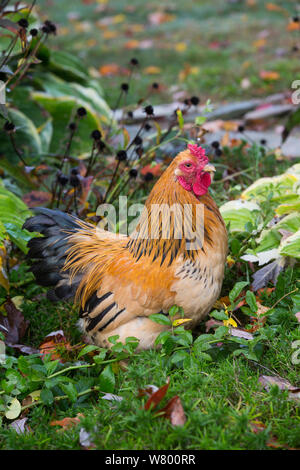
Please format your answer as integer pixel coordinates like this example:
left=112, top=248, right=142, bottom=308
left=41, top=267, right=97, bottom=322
left=140, top=163, right=162, bottom=177
left=287, top=21, right=300, bottom=31
left=124, top=39, right=139, bottom=49
left=99, top=63, right=120, bottom=76
left=252, top=38, right=266, bottom=49
left=259, top=70, right=280, bottom=81
left=39, top=330, right=73, bottom=362
left=266, top=3, right=286, bottom=13
left=50, top=414, right=83, bottom=430
left=102, top=30, right=119, bottom=39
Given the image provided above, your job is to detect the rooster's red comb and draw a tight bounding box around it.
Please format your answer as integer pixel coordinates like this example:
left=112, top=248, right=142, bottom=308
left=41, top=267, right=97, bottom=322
left=187, top=143, right=208, bottom=164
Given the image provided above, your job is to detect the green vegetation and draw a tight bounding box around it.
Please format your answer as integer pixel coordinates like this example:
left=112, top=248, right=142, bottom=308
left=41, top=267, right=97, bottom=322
left=0, top=0, right=299, bottom=451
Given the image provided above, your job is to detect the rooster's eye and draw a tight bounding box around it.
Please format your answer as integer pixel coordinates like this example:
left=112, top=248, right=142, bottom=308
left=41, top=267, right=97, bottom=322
left=184, top=163, right=192, bottom=168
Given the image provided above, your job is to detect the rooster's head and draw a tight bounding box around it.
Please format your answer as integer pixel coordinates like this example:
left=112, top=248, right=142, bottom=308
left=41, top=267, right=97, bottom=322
left=174, top=144, right=215, bottom=196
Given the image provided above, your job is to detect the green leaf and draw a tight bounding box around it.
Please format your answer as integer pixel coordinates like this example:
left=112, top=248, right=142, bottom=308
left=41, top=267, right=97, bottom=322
left=149, top=314, right=171, bottom=326
left=229, top=281, right=249, bottom=304
left=220, top=200, right=261, bottom=233
left=210, top=309, right=228, bottom=321
left=214, top=326, right=229, bottom=340
left=40, top=388, right=54, bottom=405
left=195, top=352, right=212, bottom=362
left=245, top=290, right=258, bottom=313
left=169, top=305, right=179, bottom=317
left=98, top=365, right=115, bottom=393
left=60, top=382, right=78, bottom=403
left=78, top=345, right=101, bottom=358
left=170, top=350, right=189, bottom=363
left=195, top=116, right=207, bottom=125
left=48, top=50, right=90, bottom=83
left=154, top=330, right=171, bottom=346
left=279, top=230, right=300, bottom=259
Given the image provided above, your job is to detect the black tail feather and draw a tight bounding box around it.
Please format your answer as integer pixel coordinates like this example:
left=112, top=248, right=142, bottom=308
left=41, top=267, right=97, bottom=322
left=24, top=208, right=82, bottom=301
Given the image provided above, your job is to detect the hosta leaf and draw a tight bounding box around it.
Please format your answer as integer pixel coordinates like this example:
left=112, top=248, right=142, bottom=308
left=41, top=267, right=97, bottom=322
left=32, top=93, right=104, bottom=154
left=279, top=230, right=300, bottom=259
left=220, top=200, right=261, bottom=233
left=0, top=109, right=42, bottom=164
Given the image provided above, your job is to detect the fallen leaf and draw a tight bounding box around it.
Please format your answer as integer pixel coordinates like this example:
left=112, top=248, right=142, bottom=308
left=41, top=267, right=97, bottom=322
left=39, top=330, right=73, bottom=362
left=160, top=395, right=186, bottom=426
left=174, top=42, right=187, bottom=52
left=10, top=417, right=30, bottom=434
left=124, top=39, right=139, bottom=49
left=148, top=11, right=175, bottom=25
left=143, top=66, right=161, bottom=75
left=266, top=3, right=287, bottom=13
left=22, top=191, right=52, bottom=207
left=0, top=298, right=29, bottom=345
left=205, top=318, right=223, bottom=332
left=287, top=20, right=300, bottom=31
left=259, top=375, right=300, bottom=401
left=259, top=70, right=280, bottom=81
left=229, top=328, right=254, bottom=340
left=99, top=63, right=120, bottom=76
left=223, top=317, right=238, bottom=328
left=172, top=318, right=192, bottom=327
left=144, top=378, right=170, bottom=410
left=140, top=163, right=162, bottom=177
left=138, top=385, right=159, bottom=397
left=102, top=393, right=123, bottom=402
left=5, top=398, right=21, bottom=420
left=252, top=38, right=266, bottom=49
left=50, top=413, right=84, bottom=430
left=79, top=428, right=95, bottom=449
left=102, top=30, right=119, bottom=39
left=0, top=244, right=9, bottom=291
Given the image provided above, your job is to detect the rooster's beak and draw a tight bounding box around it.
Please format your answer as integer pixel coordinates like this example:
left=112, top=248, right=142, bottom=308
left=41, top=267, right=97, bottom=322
left=203, top=163, right=216, bottom=173
left=174, top=168, right=183, bottom=177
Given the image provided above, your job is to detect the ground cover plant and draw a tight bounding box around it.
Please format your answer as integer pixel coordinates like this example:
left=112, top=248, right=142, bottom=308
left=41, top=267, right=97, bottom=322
left=0, top=0, right=299, bottom=451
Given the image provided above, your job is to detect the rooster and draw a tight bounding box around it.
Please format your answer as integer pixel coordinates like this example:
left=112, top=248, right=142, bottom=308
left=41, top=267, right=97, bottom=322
left=24, top=144, right=227, bottom=350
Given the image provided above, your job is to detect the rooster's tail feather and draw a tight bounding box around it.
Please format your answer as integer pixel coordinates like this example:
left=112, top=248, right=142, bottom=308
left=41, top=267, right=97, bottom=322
left=23, top=208, right=83, bottom=302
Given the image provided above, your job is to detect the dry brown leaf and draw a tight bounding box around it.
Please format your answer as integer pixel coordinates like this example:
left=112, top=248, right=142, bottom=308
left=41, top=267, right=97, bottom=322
left=144, top=378, right=170, bottom=410
left=259, top=375, right=300, bottom=401
left=39, top=330, right=73, bottom=362
left=22, top=191, right=52, bottom=207
left=160, top=396, right=186, bottom=427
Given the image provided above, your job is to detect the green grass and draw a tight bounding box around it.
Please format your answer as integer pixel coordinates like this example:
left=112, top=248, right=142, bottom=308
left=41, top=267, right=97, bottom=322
left=0, top=225, right=299, bottom=450
left=37, top=0, right=300, bottom=107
